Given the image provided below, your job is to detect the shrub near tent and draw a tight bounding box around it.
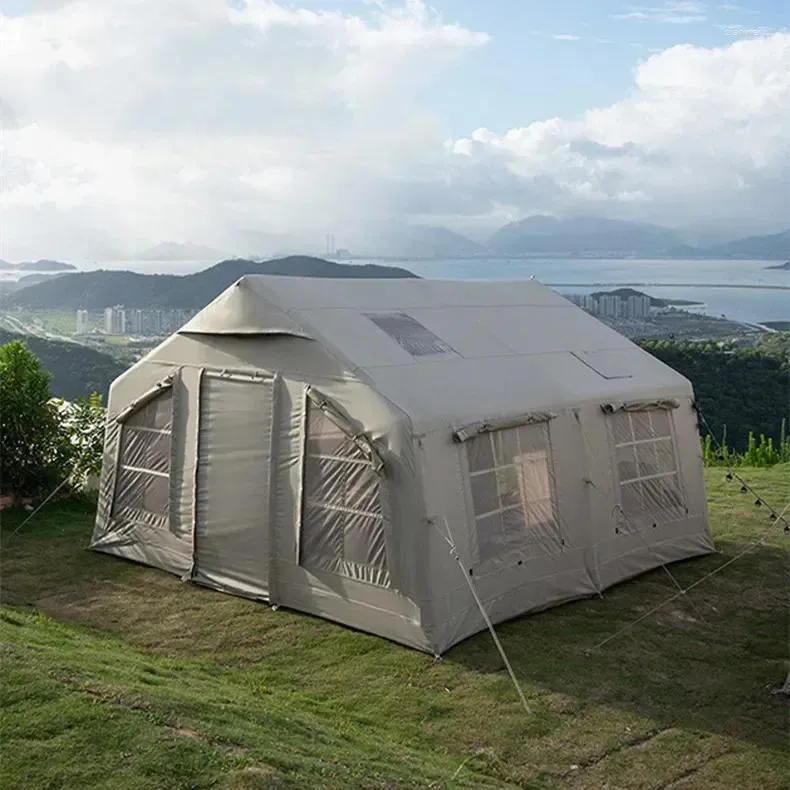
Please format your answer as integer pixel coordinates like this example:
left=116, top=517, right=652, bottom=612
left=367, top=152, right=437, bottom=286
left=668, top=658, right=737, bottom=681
left=0, top=341, right=73, bottom=504
left=91, top=275, right=714, bottom=654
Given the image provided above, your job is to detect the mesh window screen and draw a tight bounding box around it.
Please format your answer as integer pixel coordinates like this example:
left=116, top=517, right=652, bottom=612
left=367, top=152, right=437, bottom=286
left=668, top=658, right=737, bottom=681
left=300, top=399, right=389, bottom=586
left=113, top=388, right=173, bottom=528
left=611, top=409, right=685, bottom=526
left=466, top=422, right=559, bottom=562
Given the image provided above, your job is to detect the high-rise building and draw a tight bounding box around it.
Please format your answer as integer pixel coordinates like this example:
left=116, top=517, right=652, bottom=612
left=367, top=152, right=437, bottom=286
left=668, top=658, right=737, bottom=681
left=104, top=305, right=126, bottom=334
left=127, top=309, right=144, bottom=335
left=76, top=309, right=90, bottom=335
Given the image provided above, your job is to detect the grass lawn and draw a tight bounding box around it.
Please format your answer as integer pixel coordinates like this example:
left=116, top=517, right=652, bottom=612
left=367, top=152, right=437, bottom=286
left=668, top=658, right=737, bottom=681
left=1, top=467, right=788, bottom=789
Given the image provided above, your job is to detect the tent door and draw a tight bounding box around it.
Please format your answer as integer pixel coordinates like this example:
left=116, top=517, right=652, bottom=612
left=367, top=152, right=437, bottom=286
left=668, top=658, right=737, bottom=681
left=192, top=372, right=276, bottom=600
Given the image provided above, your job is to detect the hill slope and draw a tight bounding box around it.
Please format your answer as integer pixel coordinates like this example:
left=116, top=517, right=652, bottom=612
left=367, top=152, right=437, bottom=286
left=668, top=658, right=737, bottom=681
left=5, top=256, right=418, bottom=311
left=0, top=330, right=126, bottom=400
left=700, top=230, right=790, bottom=260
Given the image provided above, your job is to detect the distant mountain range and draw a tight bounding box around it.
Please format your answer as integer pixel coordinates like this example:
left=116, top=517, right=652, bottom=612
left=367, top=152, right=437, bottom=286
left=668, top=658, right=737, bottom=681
left=131, top=220, right=789, bottom=263
left=134, top=242, right=229, bottom=261
left=3, top=255, right=417, bottom=311
left=341, top=217, right=790, bottom=260
left=0, top=259, right=76, bottom=272
left=486, top=216, right=681, bottom=258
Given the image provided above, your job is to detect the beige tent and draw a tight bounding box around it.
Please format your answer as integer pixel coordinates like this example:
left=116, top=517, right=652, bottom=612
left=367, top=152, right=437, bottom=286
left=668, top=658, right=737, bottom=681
left=91, top=275, right=714, bottom=654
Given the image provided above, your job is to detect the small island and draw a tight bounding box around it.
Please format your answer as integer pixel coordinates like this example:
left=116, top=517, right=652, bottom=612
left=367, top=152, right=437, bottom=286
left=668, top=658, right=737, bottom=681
left=765, top=261, right=790, bottom=270
left=590, top=286, right=704, bottom=308
left=0, top=259, right=76, bottom=272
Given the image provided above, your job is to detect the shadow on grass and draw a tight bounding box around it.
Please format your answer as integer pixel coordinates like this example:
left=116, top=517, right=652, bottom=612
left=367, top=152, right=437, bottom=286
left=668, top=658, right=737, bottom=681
left=444, top=542, right=788, bottom=754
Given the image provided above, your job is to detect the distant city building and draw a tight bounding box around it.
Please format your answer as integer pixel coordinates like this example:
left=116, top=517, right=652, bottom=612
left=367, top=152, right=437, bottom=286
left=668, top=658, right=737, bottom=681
left=76, top=309, right=90, bottom=335
left=104, top=305, right=126, bottom=334
left=564, top=291, right=653, bottom=320
left=95, top=306, right=196, bottom=337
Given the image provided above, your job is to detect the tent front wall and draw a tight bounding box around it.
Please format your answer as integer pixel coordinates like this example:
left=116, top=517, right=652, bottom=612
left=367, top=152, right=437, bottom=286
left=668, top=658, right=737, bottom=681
left=92, top=349, right=433, bottom=651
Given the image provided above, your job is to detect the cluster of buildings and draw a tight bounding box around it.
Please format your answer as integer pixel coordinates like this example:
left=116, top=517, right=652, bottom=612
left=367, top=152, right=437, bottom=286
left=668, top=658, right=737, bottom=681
left=564, top=291, right=653, bottom=320
left=75, top=306, right=196, bottom=337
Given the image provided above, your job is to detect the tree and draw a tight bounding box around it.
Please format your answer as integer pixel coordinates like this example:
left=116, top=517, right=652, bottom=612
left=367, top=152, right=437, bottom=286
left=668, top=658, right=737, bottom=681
left=0, top=340, right=73, bottom=500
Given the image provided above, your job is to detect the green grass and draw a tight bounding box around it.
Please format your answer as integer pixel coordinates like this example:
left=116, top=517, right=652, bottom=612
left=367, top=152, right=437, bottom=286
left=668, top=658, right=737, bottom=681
left=1, top=468, right=788, bottom=789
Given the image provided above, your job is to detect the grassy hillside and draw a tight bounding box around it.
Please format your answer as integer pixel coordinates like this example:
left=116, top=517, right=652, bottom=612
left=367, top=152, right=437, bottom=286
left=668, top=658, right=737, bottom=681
left=0, top=330, right=126, bottom=401
left=4, top=256, right=418, bottom=311
left=1, top=468, right=788, bottom=789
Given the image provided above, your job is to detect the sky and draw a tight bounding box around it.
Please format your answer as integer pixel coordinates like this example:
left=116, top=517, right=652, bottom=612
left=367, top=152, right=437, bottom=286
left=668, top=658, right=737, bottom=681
left=1, top=0, right=788, bottom=258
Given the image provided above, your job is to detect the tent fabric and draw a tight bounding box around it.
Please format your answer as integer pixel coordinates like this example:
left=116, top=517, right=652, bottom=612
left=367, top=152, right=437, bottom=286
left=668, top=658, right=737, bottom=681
left=91, top=274, right=714, bottom=654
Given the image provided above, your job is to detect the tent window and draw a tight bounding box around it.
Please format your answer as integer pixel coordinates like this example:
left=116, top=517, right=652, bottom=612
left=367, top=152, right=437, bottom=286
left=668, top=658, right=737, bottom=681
left=466, top=423, right=558, bottom=562
left=113, top=388, right=173, bottom=527
left=300, top=399, right=389, bottom=586
left=611, top=409, right=685, bottom=525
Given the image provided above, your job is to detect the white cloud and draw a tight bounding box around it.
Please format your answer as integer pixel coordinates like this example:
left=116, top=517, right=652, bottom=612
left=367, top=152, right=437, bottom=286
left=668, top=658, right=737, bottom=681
left=1, top=1, right=789, bottom=258
left=552, top=33, right=581, bottom=41
left=448, top=33, right=790, bottom=231
left=613, top=1, right=708, bottom=25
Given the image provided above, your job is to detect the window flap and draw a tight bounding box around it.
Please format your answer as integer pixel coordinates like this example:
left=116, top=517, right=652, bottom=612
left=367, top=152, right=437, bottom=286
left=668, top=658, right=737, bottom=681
left=453, top=411, right=556, bottom=443
left=305, top=386, right=386, bottom=474
left=115, top=374, right=176, bottom=424
left=601, top=398, right=680, bottom=414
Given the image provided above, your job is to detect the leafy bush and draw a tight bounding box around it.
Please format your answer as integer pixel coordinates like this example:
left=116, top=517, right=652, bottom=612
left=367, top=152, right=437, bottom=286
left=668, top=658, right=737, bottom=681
left=0, top=341, right=74, bottom=499
left=52, top=392, right=106, bottom=489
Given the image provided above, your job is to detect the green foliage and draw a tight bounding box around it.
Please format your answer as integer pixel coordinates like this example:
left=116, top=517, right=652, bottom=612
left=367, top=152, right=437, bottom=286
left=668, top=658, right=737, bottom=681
left=640, top=335, right=790, bottom=453
left=0, top=341, right=73, bottom=498
left=702, top=420, right=790, bottom=467
left=55, top=392, right=106, bottom=488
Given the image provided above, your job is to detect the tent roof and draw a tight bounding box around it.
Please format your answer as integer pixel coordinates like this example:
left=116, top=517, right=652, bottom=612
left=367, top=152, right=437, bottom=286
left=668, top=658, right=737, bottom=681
left=178, top=275, right=689, bottom=426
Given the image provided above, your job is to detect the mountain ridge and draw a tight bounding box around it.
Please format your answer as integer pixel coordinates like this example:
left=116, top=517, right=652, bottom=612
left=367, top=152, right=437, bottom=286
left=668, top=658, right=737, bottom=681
left=4, top=255, right=418, bottom=311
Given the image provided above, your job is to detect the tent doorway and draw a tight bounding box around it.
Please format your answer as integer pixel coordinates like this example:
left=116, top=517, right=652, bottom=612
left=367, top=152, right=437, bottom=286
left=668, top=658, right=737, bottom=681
left=193, top=372, right=276, bottom=600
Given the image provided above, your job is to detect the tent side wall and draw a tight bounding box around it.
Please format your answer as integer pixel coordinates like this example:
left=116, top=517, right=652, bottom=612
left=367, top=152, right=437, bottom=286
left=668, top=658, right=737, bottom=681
left=418, top=387, right=713, bottom=654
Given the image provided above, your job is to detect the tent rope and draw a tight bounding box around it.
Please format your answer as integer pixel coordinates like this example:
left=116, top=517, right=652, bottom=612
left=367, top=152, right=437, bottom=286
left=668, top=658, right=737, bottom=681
left=696, top=407, right=789, bottom=530
left=432, top=517, right=531, bottom=716
left=4, top=408, right=114, bottom=543
left=587, top=498, right=789, bottom=653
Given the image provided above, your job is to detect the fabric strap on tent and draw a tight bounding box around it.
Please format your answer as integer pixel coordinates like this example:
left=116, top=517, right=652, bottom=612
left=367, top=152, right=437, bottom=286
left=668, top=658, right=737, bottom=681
left=452, top=411, right=556, bottom=443
left=114, top=374, right=176, bottom=424
left=600, top=398, right=680, bottom=415
left=305, top=386, right=386, bottom=474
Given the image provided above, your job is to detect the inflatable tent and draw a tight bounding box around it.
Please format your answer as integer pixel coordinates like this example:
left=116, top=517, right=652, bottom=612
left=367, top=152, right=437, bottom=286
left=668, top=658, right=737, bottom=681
left=91, top=275, right=713, bottom=653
